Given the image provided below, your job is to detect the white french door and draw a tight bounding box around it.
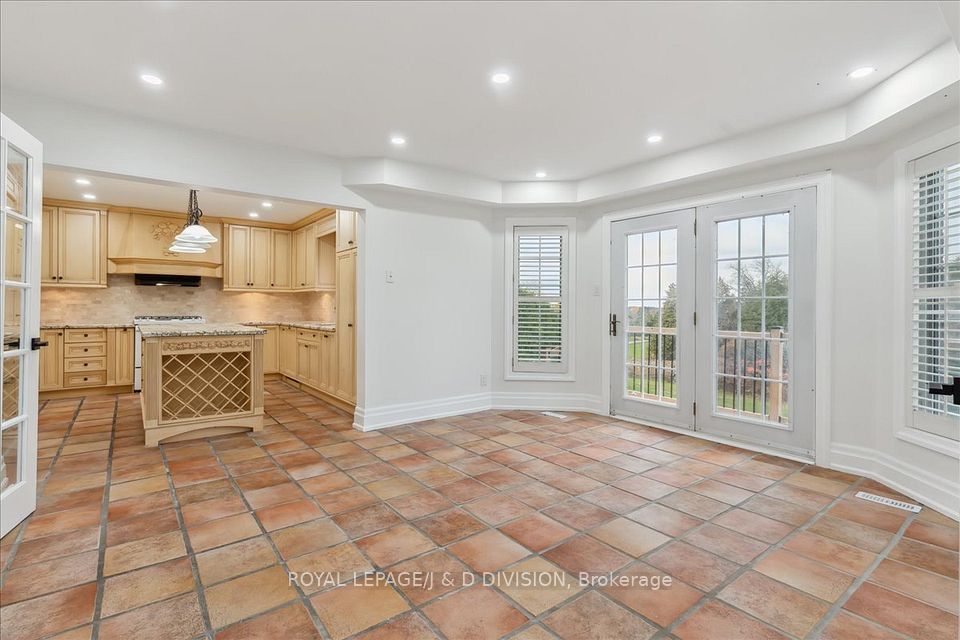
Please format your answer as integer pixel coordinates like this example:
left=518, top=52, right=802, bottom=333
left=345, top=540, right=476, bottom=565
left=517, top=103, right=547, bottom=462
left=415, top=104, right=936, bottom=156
left=611, top=188, right=817, bottom=458
left=610, top=209, right=696, bottom=429
left=1, top=114, right=43, bottom=537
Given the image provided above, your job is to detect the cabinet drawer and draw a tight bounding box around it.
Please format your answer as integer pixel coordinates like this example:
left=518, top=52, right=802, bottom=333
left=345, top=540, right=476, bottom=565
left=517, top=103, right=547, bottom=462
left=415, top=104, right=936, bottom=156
left=64, top=371, right=107, bottom=387
left=297, top=330, right=320, bottom=342
left=64, top=342, right=107, bottom=357
left=63, top=356, right=107, bottom=373
left=64, top=328, right=107, bottom=343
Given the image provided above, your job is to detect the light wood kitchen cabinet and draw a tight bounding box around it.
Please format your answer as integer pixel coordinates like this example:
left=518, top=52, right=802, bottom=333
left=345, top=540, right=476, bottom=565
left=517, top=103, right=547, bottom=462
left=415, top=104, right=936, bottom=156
left=279, top=325, right=298, bottom=377
left=319, top=331, right=337, bottom=393
left=39, top=329, right=63, bottom=391
left=262, top=325, right=279, bottom=374
left=336, top=249, right=357, bottom=403
left=42, top=206, right=107, bottom=287
left=271, top=231, right=292, bottom=289
left=293, top=224, right=317, bottom=290
left=225, top=225, right=292, bottom=291
left=110, top=327, right=135, bottom=386
left=336, top=210, right=357, bottom=252
left=296, top=339, right=320, bottom=387
left=317, top=234, right=336, bottom=290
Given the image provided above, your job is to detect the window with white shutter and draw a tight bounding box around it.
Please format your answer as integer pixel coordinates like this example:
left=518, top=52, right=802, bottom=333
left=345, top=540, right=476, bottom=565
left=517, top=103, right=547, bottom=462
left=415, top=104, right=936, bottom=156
left=505, top=220, right=575, bottom=378
left=909, top=143, right=959, bottom=440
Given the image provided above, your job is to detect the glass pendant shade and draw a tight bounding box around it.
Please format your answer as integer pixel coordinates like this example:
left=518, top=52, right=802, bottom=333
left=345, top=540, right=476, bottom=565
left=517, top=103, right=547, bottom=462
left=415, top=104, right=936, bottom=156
left=174, top=224, right=217, bottom=244
left=168, top=242, right=208, bottom=254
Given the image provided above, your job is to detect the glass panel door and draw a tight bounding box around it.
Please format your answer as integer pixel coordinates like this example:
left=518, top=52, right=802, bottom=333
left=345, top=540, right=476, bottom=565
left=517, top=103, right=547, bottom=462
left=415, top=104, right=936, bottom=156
left=1, top=114, right=42, bottom=537
left=695, top=188, right=816, bottom=457
left=611, top=209, right=695, bottom=428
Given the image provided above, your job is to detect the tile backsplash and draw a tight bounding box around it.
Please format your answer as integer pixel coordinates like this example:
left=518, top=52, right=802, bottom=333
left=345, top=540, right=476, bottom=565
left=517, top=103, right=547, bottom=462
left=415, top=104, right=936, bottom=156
left=41, top=275, right=335, bottom=325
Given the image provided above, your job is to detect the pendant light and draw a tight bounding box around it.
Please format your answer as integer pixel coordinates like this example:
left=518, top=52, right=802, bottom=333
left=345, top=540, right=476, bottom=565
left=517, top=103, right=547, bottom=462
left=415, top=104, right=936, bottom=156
left=169, top=189, right=217, bottom=253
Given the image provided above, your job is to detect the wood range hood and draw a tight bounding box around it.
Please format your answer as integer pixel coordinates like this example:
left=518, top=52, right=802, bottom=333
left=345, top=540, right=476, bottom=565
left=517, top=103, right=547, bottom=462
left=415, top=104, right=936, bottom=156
left=107, top=207, right=223, bottom=278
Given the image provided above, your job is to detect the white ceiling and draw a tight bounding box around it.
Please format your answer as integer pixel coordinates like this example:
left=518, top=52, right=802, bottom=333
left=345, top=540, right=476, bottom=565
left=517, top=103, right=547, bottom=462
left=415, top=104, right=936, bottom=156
left=43, top=168, right=322, bottom=224
left=0, top=1, right=952, bottom=182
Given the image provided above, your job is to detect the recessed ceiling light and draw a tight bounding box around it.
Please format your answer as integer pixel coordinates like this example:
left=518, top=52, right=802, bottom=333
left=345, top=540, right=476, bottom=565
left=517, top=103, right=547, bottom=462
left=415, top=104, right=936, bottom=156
left=847, top=66, right=875, bottom=79
left=261, top=201, right=272, bottom=208
left=647, top=134, right=663, bottom=144
left=491, top=72, right=511, bottom=84
left=75, top=178, right=91, bottom=186
left=248, top=212, right=259, bottom=218
left=535, top=171, right=547, bottom=179
left=390, top=136, right=406, bottom=146
left=81, top=193, right=96, bottom=200
left=140, top=74, right=164, bottom=85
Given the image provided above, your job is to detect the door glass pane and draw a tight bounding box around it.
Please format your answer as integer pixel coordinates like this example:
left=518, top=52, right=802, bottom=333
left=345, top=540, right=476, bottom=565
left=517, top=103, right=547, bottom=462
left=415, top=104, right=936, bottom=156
left=3, top=288, right=23, bottom=352
left=4, top=216, right=26, bottom=283
left=713, top=212, right=790, bottom=424
left=5, top=146, right=27, bottom=214
left=2, top=356, right=21, bottom=422
left=624, top=228, right=678, bottom=404
left=1, top=424, right=18, bottom=491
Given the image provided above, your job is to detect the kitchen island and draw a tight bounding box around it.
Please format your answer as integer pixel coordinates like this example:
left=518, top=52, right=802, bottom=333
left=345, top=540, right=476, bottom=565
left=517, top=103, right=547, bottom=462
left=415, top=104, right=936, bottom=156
left=139, top=323, right=266, bottom=447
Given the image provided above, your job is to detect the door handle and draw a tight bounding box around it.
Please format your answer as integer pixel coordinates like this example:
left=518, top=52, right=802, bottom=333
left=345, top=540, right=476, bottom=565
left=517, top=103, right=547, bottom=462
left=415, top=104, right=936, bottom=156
left=30, top=337, right=48, bottom=350
left=609, top=313, right=619, bottom=336
left=929, top=378, right=959, bottom=405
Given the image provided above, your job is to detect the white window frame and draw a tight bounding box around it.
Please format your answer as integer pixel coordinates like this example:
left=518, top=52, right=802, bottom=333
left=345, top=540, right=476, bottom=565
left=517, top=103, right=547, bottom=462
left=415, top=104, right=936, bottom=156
left=504, top=217, right=576, bottom=381
left=899, top=138, right=959, bottom=446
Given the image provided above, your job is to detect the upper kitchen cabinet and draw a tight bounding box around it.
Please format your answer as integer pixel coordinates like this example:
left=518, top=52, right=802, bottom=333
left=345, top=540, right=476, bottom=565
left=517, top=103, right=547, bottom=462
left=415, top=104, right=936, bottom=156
left=224, top=224, right=291, bottom=291
left=336, top=209, right=358, bottom=252
left=42, top=206, right=107, bottom=287
left=107, top=209, right=223, bottom=277
left=292, top=221, right=335, bottom=292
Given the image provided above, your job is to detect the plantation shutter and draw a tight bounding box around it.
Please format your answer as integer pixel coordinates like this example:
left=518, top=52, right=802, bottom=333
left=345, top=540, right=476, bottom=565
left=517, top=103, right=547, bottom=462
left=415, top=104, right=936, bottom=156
left=910, top=143, right=959, bottom=439
left=514, top=227, right=567, bottom=373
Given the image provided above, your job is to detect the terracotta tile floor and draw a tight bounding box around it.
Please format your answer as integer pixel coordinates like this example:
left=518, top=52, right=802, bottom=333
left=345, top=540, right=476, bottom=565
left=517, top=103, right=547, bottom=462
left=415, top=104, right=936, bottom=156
left=1, top=381, right=958, bottom=640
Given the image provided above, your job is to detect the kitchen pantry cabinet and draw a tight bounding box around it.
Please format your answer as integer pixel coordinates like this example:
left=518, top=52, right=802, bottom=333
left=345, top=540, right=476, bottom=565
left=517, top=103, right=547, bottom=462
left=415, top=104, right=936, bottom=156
left=336, top=210, right=358, bottom=252
left=224, top=224, right=291, bottom=291
left=42, top=206, right=107, bottom=287
left=336, top=249, right=356, bottom=403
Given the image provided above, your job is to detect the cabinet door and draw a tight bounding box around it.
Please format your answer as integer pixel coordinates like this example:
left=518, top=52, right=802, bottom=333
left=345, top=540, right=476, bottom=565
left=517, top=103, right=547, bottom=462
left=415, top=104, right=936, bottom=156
left=271, top=230, right=292, bottom=289
left=309, top=343, right=321, bottom=387
left=292, top=228, right=307, bottom=289
left=262, top=326, right=278, bottom=374
left=39, top=329, right=63, bottom=391
left=336, top=250, right=356, bottom=402
left=296, top=340, right=311, bottom=381
left=58, top=208, right=102, bottom=285
left=249, top=227, right=272, bottom=289
left=41, top=206, right=58, bottom=284
left=303, top=224, right=317, bottom=289
left=114, top=327, right=134, bottom=385
left=226, top=225, right=250, bottom=289
left=317, top=234, right=336, bottom=289
left=336, top=210, right=357, bottom=252
left=318, top=333, right=331, bottom=390
left=279, top=326, right=296, bottom=377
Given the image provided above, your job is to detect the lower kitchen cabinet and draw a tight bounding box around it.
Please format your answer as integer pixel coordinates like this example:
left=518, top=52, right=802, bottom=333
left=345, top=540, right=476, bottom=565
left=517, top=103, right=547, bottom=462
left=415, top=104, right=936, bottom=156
left=39, top=329, right=63, bottom=391
left=110, top=327, right=134, bottom=386
left=279, top=325, right=297, bottom=377
left=262, top=325, right=279, bottom=374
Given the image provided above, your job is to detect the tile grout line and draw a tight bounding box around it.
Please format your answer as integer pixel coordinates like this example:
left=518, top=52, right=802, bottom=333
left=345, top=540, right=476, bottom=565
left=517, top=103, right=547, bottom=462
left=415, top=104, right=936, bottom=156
left=0, top=396, right=85, bottom=576
left=803, top=507, right=921, bottom=639
left=158, top=440, right=217, bottom=639
left=89, top=396, right=120, bottom=640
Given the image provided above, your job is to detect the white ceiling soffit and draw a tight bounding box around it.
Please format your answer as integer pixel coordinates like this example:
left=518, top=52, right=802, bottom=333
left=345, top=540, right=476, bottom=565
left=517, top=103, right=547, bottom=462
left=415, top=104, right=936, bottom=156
left=343, top=42, right=960, bottom=205
left=43, top=168, right=322, bottom=224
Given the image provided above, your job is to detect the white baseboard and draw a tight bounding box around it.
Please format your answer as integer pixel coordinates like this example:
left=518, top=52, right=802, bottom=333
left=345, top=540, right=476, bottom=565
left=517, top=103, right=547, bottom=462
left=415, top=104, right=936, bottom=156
left=354, top=392, right=492, bottom=431
left=490, top=391, right=606, bottom=415
left=354, top=391, right=606, bottom=431
left=830, top=443, right=959, bottom=521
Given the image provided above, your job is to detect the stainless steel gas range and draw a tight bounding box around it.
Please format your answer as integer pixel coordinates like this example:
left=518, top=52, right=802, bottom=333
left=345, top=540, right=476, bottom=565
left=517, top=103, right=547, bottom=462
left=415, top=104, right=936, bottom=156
left=133, top=315, right=204, bottom=391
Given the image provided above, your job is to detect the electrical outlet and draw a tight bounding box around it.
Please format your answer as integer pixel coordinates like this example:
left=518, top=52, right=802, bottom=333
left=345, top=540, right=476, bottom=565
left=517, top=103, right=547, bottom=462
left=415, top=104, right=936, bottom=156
left=385, top=270, right=394, bottom=284
left=479, top=374, right=488, bottom=388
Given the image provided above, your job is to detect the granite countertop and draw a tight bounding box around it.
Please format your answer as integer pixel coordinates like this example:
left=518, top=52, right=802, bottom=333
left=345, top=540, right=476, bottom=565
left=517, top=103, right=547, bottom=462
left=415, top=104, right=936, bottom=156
left=138, top=323, right=267, bottom=338
left=41, top=323, right=134, bottom=329
left=243, top=321, right=336, bottom=332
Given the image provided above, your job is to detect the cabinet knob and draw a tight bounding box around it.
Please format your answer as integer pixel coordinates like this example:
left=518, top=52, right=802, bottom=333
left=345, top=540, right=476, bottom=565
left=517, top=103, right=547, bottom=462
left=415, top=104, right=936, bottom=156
left=348, top=240, right=354, bottom=245
left=83, top=363, right=88, bottom=367
left=83, top=334, right=88, bottom=337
